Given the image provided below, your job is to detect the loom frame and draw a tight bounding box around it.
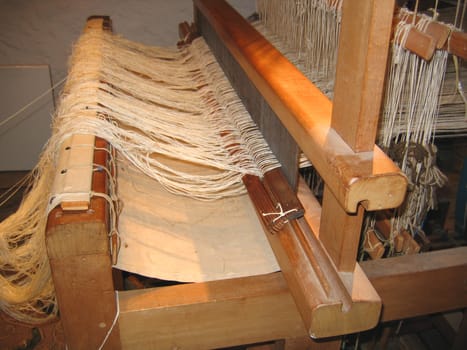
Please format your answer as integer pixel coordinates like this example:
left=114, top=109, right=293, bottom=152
left=44, top=1, right=467, bottom=349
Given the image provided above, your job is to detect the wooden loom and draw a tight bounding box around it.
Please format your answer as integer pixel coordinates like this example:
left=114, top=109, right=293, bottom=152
left=44, top=1, right=467, bottom=349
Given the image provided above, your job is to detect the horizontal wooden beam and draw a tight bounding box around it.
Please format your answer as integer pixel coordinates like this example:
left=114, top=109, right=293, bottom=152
left=361, top=246, right=467, bottom=322
left=118, top=273, right=306, bottom=349
left=194, top=0, right=407, bottom=213
left=117, top=247, right=467, bottom=349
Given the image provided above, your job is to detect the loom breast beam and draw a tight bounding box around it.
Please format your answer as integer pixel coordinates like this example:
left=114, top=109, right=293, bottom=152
left=46, top=137, right=121, bottom=349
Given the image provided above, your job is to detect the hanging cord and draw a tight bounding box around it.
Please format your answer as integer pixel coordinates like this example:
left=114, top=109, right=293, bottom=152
left=0, top=171, right=32, bottom=207
left=460, top=0, right=466, bottom=31
left=0, top=76, right=67, bottom=129
left=412, top=0, right=420, bottom=24
left=429, top=0, right=439, bottom=20
left=97, top=290, right=120, bottom=350
left=454, top=0, right=463, bottom=29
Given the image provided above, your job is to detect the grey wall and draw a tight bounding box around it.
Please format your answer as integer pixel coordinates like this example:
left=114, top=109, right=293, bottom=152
left=0, top=0, right=256, bottom=170
left=0, top=0, right=256, bottom=88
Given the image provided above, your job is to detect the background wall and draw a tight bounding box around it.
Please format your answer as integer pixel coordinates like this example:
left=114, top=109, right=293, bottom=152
left=0, top=0, right=256, bottom=170
left=0, top=0, right=256, bottom=87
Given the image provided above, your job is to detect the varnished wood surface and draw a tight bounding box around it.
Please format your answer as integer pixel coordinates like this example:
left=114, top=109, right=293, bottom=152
left=449, top=31, right=467, bottom=60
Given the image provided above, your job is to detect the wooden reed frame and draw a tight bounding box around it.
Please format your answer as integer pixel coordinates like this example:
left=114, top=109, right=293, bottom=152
left=45, top=3, right=467, bottom=350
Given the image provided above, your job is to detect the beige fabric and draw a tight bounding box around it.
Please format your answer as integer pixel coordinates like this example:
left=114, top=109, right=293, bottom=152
left=115, top=157, right=280, bottom=282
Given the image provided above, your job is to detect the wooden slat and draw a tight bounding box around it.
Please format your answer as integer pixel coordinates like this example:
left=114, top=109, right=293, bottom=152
left=319, top=186, right=365, bottom=272
left=194, top=0, right=407, bottom=214
left=263, top=169, right=304, bottom=220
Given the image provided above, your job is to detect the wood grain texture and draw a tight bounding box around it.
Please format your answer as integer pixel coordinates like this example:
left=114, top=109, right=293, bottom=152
left=449, top=31, right=467, bottom=60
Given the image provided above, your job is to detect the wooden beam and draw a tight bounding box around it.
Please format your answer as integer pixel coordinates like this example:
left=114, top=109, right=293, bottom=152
left=116, top=247, right=467, bottom=349
left=449, top=31, right=467, bottom=60
left=361, top=247, right=467, bottom=322
left=319, top=0, right=395, bottom=273
left=243, top=175, right=381, bottom=338
left=118, top=273, right=306, bottom=350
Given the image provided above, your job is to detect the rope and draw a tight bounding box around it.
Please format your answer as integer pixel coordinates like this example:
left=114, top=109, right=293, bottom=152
left=0, top=76, right=67, bottom=130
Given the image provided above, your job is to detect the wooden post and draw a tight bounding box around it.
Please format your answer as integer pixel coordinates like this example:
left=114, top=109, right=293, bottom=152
left=320, top=0, right=396, bottom=273
left=332, top=0, right=395, bottom=153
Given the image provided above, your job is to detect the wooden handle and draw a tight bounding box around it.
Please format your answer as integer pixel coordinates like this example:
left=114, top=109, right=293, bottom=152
left=402, top=27, right=436, bottom=61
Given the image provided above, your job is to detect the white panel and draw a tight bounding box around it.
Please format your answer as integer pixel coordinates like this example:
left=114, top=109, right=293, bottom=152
left=0, top=65, right=54, bottom=171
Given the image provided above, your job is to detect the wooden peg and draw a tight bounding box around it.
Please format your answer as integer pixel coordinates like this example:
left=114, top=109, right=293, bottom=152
left=402, top=27, right=437, bottom=61
left=364, top=229, right=385, bottom=260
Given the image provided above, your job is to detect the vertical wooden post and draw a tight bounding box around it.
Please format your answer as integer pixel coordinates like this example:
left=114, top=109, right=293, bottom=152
left=319, top=0, right=395, bottom=273
left=320, top=187, right=365, bottom=272
left=332, top=0, right=395, bottom=153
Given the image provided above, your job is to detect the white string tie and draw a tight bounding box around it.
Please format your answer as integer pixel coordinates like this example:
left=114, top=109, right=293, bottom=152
left=262, top=202, right=298, bottom=223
